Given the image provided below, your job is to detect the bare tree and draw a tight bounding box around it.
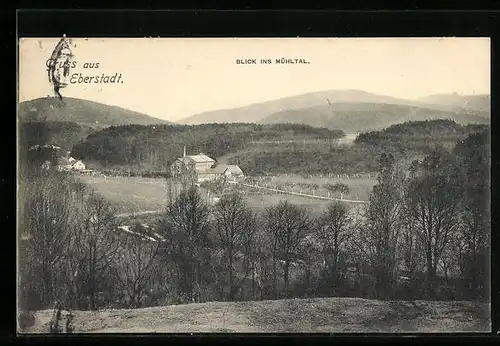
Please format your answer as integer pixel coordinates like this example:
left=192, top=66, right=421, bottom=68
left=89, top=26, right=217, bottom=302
left=213, top=191, right=256, bottom=300
left=399, top=210, right=423, bottom=279
left=264, top=201, right=311, bottom=298
left=69, top=190, right=121, bottom=310
left=164, top=178, right=181, bottom=206
left=295, top=235, right=322, bottom=297
left=453, top=131, right=490, bottom=300
left=20, top=171, right=78, bottom=308
left=248, top=220, right=274, bottom=300
left=316, top=202, right=352, bottom=270
left=158, top=185, right=212, bottom=303
left=363, top=153, right=405, bottom=300
left=406, top=150, right=462, bottom=299
left=116, top=224, right=161, bottom=308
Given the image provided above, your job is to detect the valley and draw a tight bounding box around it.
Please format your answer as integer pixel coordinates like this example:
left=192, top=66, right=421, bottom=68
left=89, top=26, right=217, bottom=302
left=18, top=89, right=491, bottom=334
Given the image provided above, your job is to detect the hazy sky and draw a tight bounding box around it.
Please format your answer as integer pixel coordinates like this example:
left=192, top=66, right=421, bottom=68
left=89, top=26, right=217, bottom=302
left=18, top=38, right=490, bottom=121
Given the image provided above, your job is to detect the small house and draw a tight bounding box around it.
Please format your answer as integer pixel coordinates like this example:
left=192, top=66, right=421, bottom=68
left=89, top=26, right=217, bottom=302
left=223, top=165, right=244, bottom=180
left=71, top=160, right=86, bottom=171
left=57, top=157, right=86, bottom=172
left=170, top=146, right=244, bottom=183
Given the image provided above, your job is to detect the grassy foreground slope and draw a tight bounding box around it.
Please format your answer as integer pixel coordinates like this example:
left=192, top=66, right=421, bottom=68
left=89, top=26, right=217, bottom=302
left=25, top=297, right=490, bottom=333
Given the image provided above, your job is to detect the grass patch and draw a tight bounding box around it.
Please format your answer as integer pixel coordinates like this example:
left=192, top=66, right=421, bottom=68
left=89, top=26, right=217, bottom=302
left=79, top=175, right=367, bottom=216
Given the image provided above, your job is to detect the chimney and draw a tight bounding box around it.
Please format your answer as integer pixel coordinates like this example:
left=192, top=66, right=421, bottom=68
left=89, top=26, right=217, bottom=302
left=183, top=146, right=186, bottom=157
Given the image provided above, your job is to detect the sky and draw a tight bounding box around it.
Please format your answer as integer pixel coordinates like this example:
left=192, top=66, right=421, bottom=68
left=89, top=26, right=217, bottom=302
left=18, top=37, right=490, bottom=122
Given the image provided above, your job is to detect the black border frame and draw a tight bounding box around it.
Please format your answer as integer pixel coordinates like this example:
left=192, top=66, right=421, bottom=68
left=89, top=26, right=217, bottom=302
left=8, top=8, right=500, bottom=345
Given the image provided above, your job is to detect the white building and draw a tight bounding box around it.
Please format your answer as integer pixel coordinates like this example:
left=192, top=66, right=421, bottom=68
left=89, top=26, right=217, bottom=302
left=57, top=157, right=86, bottom=172
left=170, top=147, right=244, bottom=183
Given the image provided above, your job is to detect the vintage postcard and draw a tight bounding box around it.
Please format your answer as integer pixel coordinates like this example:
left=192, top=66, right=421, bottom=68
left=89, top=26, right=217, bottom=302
left=17, top=37, right=491, bottom=333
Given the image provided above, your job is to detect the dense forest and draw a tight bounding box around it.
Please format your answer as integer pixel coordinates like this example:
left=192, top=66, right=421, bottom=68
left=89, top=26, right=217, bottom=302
left=18, top=125, right=489, bottom=318
left=19, top=121, right=98, bottom=152
left=224, top=143, right=384, bottom=176
left=222, top=120, right=489, bottom=176
left=355, top=119, right=488, bottom=148
left=69, top=123, right=344, bottom=170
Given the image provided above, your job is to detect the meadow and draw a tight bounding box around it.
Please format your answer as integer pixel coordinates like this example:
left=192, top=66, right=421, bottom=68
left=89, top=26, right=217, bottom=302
left=80, top=175, right=374, bottom=215
left=266, top=174, right=376, bottom=201
left=80, top=176, right=172, bottom=214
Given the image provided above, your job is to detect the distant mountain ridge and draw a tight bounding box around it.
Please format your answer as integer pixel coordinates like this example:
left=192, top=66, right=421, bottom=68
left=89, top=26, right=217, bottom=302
left=181, top=89, right=421, bottom=125
left=19, top=97, right=172, bottom=127
left=259, top=102, right=489, bottom=133
left=180, top=89, right=490, bottom=132
left=416, top=93, right=490, bottom=113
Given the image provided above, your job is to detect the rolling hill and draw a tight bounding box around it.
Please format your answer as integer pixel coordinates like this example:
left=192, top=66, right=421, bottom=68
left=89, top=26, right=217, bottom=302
left=417, top=93, right=490, bottom=114
left=18, top=97, right=174, bottom=150
left=180, top=89, right=421, bottom=125
left=259, top=102, right=489, bottom=133
left=180, top=89, right=490, bottom=132
left=19, top=121, right=98, bottom=152
left=19, top=97, right=172, bottom=127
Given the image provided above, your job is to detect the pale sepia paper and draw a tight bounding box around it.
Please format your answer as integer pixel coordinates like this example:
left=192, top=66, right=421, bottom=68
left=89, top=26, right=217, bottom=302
left=18, top=38, right=491, bottom=333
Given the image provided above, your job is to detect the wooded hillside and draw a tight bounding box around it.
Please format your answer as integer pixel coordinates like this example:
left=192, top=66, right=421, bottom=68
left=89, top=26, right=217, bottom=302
left=70, top=123, right=344, bottom=171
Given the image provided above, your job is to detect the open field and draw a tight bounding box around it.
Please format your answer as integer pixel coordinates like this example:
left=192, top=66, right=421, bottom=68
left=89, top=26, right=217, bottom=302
left=80, top=176, right=171, bottom=213
left=23, top=297, right=490, bottom=333
left=262, top=174, right=376, bottom=201
left=80, top=175, right=373, bottom=215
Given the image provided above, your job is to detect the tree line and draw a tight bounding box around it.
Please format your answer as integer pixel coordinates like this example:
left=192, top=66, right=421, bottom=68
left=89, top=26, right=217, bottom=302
left=355, top=119, right=488, bottom=147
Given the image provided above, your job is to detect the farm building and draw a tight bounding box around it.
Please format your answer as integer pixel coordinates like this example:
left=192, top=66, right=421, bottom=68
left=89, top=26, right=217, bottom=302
left=223, top=165, right=244, bottom=179
left=170, top=147, right=244, bottom=183
left=57, top=157, right=86, bottom=172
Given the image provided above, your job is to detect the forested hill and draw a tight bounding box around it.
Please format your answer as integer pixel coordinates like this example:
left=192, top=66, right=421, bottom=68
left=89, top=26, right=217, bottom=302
left=221, top=120, right=489, bottom=176
left=70, top=123, right=344, bottom=170
left=19, top=97, right=171, bottom=127
left=19, top=121, right=99, bottom=152
left=355, top=119, right=489, bottom=147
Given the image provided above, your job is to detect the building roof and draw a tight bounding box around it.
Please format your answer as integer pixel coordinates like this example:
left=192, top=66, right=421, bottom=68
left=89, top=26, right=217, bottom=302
left=198, top=164, right=244, bottom=175
left=210, top=164, right=230, bottom=174
left=57, top=158, right=83, bottom=167
left=173, top=153, right=215, bottom=166
left=225, top=165, right=244, bottom=175
left=185, top=153, right=215, bottom=163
